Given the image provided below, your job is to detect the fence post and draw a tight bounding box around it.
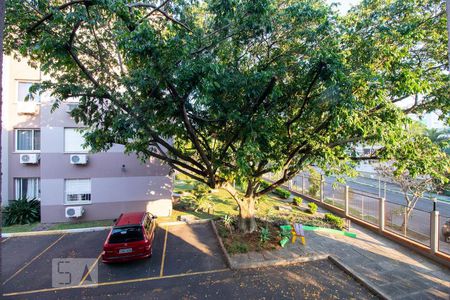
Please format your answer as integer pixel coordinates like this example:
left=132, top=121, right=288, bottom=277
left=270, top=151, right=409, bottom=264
left=379, top=197, right=385, bottom=232
left=320, top=175, right=324, bottom=202
left=431, top=210, right=439, bottom=254
left=344, top=186, right=349, bottom=217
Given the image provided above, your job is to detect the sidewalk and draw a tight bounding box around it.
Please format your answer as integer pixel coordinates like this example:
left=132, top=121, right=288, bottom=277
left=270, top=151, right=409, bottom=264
left=231, top=223, right=450, bottom=299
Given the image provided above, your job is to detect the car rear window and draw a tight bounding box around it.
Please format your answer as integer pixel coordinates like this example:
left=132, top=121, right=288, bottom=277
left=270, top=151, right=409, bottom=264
left=109, top=226, right=144, bottom=244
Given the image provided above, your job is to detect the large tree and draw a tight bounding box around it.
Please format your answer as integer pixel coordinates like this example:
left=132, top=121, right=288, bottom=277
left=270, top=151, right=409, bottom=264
left=5, top=0, right=449, bottom=232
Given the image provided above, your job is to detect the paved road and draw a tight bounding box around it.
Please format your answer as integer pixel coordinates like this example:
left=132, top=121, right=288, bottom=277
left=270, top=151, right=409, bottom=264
left=1, top=223, right=375, bottom=299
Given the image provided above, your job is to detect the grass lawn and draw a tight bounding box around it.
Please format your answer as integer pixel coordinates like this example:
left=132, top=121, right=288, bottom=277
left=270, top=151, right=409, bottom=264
left=2, top=223, right=40, bottom=233
left=2, top=219, right=114, bottom=233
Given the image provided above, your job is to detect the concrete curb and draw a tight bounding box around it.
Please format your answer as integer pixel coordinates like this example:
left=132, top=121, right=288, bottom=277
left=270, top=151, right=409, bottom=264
left=328, top=255, right=390, bottom=300
left=2, top=226, right=111, bottom=238
left=230, top=254, right=330, bottom=270
left=210, top=220, right=232, bottom=268
left=157, top=218, right=213, bottom=227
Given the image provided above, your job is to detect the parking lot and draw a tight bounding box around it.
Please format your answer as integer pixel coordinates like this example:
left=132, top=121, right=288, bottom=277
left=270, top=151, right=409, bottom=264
left=2, top=223, right=376, bottom=299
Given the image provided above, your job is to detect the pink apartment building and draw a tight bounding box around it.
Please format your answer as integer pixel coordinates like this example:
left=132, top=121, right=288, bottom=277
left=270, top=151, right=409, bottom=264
left=1, top=56, right=173, bottom=223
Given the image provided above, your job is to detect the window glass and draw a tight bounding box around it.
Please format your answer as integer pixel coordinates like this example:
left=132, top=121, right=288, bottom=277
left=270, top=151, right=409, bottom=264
left=14, top=178, right=40, bottom=200
left=108, top=226, right=144, bottom=244
left=16, top=129, right=40, bottom=151
left=64, top=128, right=87, bottom=152
left=65, top=179, right=91, bottom=203
left=18, top=82, right=39, bottom=102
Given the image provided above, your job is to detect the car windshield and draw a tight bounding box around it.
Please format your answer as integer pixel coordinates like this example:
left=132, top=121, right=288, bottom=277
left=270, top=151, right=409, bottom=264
left=109, top=226, right=144, bottom=244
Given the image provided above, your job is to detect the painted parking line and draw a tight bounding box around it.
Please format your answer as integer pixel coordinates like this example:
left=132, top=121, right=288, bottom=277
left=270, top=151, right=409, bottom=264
left=3, top=268, right=230, bottom=297
left=2, top=234, right=66, bottom=285
left=79, top=252, right=103, bottom=286
left=1, top=237, right=10, bottom=243
left=159, top=226, right=169, bottom=277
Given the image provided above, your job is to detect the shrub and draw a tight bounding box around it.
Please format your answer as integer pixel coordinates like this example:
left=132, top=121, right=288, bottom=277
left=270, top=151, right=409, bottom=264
left=228, top=241, right=249, bottom=254
left=293, top=196, right=303, bottom=206
left=223, top=215, right=235, bottom=233
left=4, top=198, right=40, bottom=226
left=324, top=213, right=344, bottom=230
left=260, top=226, right=270, bottom=244
left=259, top=180, right=271, bottom=189
left=274, top=187, right=291, bottom=199
left=308, top=202, right=318, bottom=214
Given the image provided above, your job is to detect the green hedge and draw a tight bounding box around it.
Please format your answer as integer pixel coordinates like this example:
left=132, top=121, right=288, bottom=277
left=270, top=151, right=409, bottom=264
left=3, top=198, right=40, bottom=226
left=308, top=202, right=318, bottom=214
left=274, top=187, right=291, bottom=199
left=324, top=213, right=344, bottom=230
left=293, top=196, right=303, bottom=206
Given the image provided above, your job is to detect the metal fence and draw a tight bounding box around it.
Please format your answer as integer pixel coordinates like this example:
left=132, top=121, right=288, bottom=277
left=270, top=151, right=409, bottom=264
left=264, top=172, right=450, bottom=258
left=348, top=190, right=380, bottom=226
left=439, top=214, right=450, bottom=255
left=323, top=181, right=345, bottom=210
left=384, top=201, right=431, bottom=246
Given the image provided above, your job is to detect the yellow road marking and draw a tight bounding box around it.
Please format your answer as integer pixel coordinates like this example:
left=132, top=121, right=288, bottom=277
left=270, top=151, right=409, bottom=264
left=78, top=252, right=102, bottom=286
left=3, top=268, right=230, bottom=297
left=160, top=226, right=169, bottom=277
left=3, top=234, right=66, bottom=285
left=1, top=237, right=10, bottom=243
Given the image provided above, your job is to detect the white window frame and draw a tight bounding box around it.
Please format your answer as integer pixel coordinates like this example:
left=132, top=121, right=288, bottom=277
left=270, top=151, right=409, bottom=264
left=15, top=129, right=41, bottom=153
left=64, top=179, right=92, bottom=205
left=14, top=178, right=40, bottom=200
left=17, top=81, right=40, bottom=103
left=64, top=128, right=88, bottom=153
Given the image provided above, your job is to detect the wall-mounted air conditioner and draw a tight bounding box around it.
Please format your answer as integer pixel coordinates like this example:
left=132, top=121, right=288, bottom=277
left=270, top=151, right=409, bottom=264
left=19, top=154, right=40, bottom=164
left=70, top=154, right=88, bottom=165
left=17, top=102, right=38, bottom=115
left=65, top=206, right=84, bottom=218
left=66, top=103, right=79, bottom=113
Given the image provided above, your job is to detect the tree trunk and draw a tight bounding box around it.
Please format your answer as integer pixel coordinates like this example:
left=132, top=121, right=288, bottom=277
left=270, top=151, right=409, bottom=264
left=237, top=196, right=257, bottom=233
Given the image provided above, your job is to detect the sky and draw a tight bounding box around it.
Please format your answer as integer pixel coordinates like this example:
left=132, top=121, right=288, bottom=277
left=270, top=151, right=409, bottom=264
left=326, top=0, right=359, bottom=14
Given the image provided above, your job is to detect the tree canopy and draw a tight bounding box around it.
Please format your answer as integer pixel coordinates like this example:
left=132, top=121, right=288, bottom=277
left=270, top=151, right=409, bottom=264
left=5, top=0, right=450, bottom=231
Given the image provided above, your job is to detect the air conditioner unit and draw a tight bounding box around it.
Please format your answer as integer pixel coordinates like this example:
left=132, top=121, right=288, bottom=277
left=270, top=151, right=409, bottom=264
left=66, top=103, right=79, bottom=113
left=19, top=154, right=40, bottom=164
left=70, top=154, right=88, bottom=165
left=65, top=206, right=84, bottom=218
left=17, top=102, right=38, bottom=115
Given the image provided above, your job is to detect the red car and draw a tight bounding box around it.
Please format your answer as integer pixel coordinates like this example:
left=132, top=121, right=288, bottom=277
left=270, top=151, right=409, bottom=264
left=102, top=212, right=157, bottom=263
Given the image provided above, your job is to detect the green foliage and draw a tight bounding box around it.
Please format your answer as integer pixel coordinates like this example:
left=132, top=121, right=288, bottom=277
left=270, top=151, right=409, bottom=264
left=223, top=215, right=235, bottom=233
left=259, top=180, right=271, bottom=190
left=273, top=187, right=291, bottom=199
left=3, top=198, right=40, bottom=226
left=260, top=226, right=271, bottom=244
left=308, top=202, right=318, bottom=215
left=228, top=241, right=249, bottom=254
left=5, top=0, right=449, bottom=230
left=324, top=213, right=344, bottom=230
left=192, top=183, right=213, bottom=213
left=293, top=197, right=303, bottom=206
left=308, top=168, right=322, bottom=198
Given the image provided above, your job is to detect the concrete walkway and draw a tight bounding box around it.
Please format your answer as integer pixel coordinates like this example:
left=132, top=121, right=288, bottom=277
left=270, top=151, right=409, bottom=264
left=231, top=224, right=450, bottom=299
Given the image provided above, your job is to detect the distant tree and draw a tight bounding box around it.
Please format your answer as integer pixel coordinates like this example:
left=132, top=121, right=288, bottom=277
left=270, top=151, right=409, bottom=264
left=5, top=0, right=449, bottom=232
left=377, top=164, right=440, bottom=235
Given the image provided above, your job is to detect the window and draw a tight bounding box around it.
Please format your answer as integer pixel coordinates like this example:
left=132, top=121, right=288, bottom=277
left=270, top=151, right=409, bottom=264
left=64, top=128, right=87, bottom=152
left=108, top=226, right=144, bottom=244
left=18, top=82, right=40, bottom=102
left=15, top=178, right=40, bottom=200
left=16, top=129, right=40, bottom=151
left=65, top=179, right=91, bottom=204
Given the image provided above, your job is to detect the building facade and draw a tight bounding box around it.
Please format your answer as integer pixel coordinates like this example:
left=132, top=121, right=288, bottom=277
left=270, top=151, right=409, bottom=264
left=1, top=56, right=173, bottom=223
